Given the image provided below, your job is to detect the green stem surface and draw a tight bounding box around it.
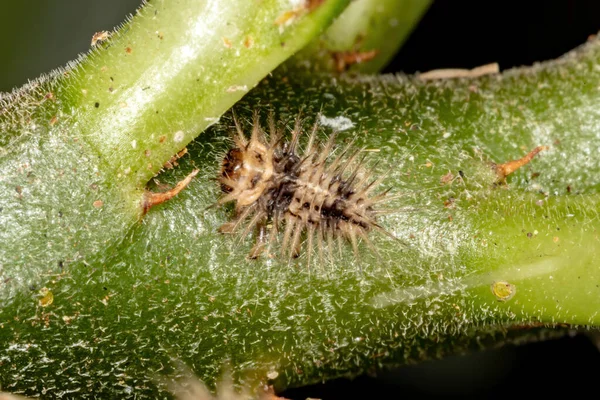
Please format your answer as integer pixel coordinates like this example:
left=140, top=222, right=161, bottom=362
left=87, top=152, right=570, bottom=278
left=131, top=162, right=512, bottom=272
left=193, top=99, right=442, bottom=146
left=0, top=0, right=349, bottom=293
left=290, top=0, right=431, bottom=72
left=2, top=37, right=600, bottom=397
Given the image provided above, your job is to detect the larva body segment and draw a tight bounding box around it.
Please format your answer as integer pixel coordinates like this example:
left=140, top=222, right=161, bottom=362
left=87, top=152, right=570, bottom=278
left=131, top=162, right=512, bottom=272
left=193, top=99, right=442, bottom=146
left=217, top=112, right=392, bottom=265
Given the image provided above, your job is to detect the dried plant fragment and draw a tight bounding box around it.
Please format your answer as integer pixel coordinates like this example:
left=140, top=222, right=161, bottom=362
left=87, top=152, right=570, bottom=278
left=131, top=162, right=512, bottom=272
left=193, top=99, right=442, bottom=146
left=492, top=145, right=549, bottom=184
left=143, top=169, right=199, bottom=214
left=418, top=63, right=499, bottom=81
left=333, top=49, right=379, bottom=72
left=163, top=148, right=188, bottom=169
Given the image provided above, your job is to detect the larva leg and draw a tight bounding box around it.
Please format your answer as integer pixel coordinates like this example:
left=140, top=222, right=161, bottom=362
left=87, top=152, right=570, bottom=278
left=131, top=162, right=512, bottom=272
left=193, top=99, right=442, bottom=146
left=281, top=214, right=297, bottom=258
left=326, top=227, right=335, bottom=265
left=289, top=221, right=303, bottom=260
left=265, top=215, right=279, bottom=256
left=306, top=224, right=315, bottom=270
left=249, top=221, right=268, bottom=259
left=218, top=221, right=236, bottom=234
left=218, top=204, right=255, bottom=234
left=347, top=224, right=362, bottom=273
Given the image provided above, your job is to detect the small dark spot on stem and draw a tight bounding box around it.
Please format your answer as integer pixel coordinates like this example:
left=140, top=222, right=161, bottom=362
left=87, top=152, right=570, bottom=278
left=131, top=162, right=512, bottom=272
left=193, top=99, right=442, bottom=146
left=527, top=232, right=533, bottom=238
left=94, top=102, right=100, bottom=108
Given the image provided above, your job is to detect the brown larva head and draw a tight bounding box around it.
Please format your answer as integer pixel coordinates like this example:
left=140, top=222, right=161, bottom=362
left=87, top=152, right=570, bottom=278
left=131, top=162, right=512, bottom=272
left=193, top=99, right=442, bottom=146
left=218, top=134, right=274, bottom=208
left=220, top=148, right=244, bottom=193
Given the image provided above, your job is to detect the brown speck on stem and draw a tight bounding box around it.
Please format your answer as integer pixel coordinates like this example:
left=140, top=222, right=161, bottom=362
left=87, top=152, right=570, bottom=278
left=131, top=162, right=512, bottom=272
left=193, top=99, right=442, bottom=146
left=275, top=0, right=314, bottom=31
left=222, top=37, right=232, bottom=48
left=440, top=171, right=455, bottom=185
left=49, top=116, right=58, bottom=126
left=307, top=0, right=325, bottom=11
left=243, top=35, right=254, bottom=48
left=125, top=47, right=132, bottom=54
left=275, top=10, right=298, bottom=27
left=443, top=198, right=455, bottom=208
left=142, top=169, right=199, bottom=214
left=93, top=200, right=104, bottom=208
left=163, top=147, right=188, bottom=169
left=332, top=49, right=378, bottom=72
left=492, top=145, right=549, bottom=184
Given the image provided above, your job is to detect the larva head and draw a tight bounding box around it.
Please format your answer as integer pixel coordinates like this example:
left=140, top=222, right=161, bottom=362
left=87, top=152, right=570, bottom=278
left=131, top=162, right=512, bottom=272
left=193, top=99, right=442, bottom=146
left=220, top=148, right=244, bottom=193
left=219, top=138, right=274, bottom=207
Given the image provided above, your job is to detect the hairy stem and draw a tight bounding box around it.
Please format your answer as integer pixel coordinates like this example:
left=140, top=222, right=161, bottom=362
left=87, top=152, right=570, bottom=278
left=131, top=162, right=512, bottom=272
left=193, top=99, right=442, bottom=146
left=2, top=36, right=600, bottom=397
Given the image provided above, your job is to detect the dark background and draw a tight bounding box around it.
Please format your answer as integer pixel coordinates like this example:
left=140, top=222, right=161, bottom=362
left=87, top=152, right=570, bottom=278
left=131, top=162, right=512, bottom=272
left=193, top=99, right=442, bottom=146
left=2, top=1, right=600, bottom=398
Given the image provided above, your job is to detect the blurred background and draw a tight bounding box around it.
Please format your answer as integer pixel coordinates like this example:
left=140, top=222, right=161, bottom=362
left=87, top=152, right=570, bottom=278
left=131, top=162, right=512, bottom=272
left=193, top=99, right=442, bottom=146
left=2, top=0, right=600, bottom=398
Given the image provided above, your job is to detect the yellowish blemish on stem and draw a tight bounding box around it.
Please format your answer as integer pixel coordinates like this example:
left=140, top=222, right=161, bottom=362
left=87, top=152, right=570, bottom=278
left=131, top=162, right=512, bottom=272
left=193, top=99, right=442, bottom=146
left=491, top=281, right=516, bottom=302
left=38, top=288, right=54, bottom=307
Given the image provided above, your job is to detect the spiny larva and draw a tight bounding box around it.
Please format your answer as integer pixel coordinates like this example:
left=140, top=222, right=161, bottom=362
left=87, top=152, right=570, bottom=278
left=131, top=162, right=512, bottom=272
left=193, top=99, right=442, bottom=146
left=216, top=111, right=397, bottom=266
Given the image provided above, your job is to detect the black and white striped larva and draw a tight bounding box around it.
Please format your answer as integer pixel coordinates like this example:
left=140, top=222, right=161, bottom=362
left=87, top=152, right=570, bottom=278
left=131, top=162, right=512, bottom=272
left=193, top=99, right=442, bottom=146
left=216, top=111, right=397, bottom=267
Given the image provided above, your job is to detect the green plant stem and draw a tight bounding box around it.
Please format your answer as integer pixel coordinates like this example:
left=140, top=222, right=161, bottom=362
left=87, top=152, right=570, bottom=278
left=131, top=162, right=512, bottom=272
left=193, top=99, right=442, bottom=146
left=290, top=0, right=431, bottom=72
left=70, top=0, right=350, bottom=188
left=0, top=0, right=349, bottom=290
left=2, top=37, right=600, bottom=397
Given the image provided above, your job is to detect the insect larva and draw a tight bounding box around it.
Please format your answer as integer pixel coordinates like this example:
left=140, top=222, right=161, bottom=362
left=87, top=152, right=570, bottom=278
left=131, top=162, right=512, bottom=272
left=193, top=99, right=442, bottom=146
left=216, top=111, right=396, bottom=267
